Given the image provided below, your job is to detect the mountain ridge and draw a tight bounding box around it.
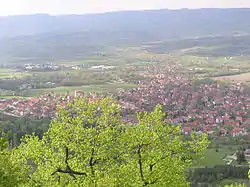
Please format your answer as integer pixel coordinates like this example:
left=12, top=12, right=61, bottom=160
left=1, top=8, right=250, bottom=63
left=0, top=8, right=250, bottom=39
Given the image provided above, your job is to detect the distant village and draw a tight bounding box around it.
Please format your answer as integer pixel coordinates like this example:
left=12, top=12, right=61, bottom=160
left=1, top=62, right=250, bottom=138
left=6, top=62, right=116, bottom=72
left=0, top=91, right=88, bottom=119
left=118, top=64, right=250, bottom=137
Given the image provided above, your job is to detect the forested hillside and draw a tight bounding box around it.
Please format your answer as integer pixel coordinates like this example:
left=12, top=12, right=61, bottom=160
left=1, top=9, right=250, bottom=39
left=1, top=8, right=250, bottom=64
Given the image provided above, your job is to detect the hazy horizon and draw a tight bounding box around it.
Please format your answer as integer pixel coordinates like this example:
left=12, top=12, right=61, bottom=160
left=0, top=0, right=249, bottom=16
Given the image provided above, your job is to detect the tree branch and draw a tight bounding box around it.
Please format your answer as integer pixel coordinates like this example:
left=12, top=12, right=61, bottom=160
left=149, top=153, right=172, bottom=172
left=51, top=168, right=87, bottom=177
left=28, top=176, right=42, bottom=187
left=137, top=144, right=148, bottom=186
left=149, top=163, right=156, bottom=172
left=149, top=178, right=158, bottom=185
left=51, top=147, right=87, bottom=179
left=89, top=148, right=95, bottom=176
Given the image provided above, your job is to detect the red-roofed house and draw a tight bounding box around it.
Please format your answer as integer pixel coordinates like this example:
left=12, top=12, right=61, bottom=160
left=182, top=127, right=192, bottom=135
left=232, top=128, right=246, bottom=137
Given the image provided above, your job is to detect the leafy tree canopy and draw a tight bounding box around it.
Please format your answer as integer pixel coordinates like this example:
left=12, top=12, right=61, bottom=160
left=10, top=97, right=209, bottom=186
left=0, top=129, right=27, bottom=187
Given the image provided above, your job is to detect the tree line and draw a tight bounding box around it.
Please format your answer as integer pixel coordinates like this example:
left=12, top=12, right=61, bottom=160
left=188, top=165, right=249, bottom=187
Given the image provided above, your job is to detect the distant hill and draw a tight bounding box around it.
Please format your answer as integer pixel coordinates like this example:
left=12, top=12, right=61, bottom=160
left=1, top=9, right=250, bottom=39
left=0, top=8, right=250, bottom=63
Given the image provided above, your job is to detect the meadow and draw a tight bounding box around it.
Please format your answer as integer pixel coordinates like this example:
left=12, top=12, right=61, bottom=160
left=197, top=147, right=237, bottom=167
left=0, top=68, right=30, bottom=78
left=215, top=72, right=250, bottom=83
left=21, top=83, right=137, bottom=97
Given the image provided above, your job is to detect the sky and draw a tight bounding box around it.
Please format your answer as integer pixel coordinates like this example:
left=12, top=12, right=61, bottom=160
left=0, top=0, right=249, bottom=16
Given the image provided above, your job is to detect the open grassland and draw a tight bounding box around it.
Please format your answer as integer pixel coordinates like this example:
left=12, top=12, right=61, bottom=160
left=57, top=59, right=108, bottom=65
left=196, top=147, right=237, bottom=167
left=0, top=68, right=30, bottom=79
left=0, top=95, right=31, bottom=100
left=172, top=53, right=250, bottom=80
left=23, top=83, right=137, bottom=97
left=54, top=47, right=165, bottom=67
left=178, top=54, right=250, bottom=69
left=214, top=72, right=250, bottom=83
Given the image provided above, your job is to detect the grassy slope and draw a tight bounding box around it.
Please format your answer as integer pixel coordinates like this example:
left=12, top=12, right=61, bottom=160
left=196, top=146, right=237, bottom=167
left=0, top=68, right=30, bottom=78
left=23, top=83, right=137, bottom=97
left=215, top=72, right=250, bottom=82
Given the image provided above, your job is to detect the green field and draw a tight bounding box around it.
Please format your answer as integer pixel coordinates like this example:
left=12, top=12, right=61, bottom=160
left=22, top=83, right=137, bottom=97
left=196, top=147, right=237, bottom=167
left=57, top=58, right=108, bottom=65
left=0, top=68, right=30, bottom=78
left=0, top=95, right=31, bottom=99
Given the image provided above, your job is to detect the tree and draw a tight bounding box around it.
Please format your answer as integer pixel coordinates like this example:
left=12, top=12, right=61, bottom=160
left=13, top=97, right=209, bottom=186
left=236, top=149, right=246, bottom=165
left=115, top=105, right=209, bottom=186
left=0, top=129, right=27, bottom=187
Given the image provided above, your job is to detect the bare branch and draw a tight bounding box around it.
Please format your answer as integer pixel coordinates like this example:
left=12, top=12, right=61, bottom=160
left=51, top=168, right=87, bottom=177
left=137, top=144, right=148, bottom=186
left=51, top=147, right=87, bottom=179
left=28, top=176, right=42, bottom=187
left=89, top=148, right=95, bottom=176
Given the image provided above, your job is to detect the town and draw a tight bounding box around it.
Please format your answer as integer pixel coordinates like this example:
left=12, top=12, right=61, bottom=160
left=119, top=64, right=250, bottom=137
left=1, top=61, right=250, bottom=140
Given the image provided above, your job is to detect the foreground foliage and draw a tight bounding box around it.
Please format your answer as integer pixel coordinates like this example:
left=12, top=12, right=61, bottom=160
left=9, top=97, right=210, bottom=186
left=0, top=130, right=27, bottom=187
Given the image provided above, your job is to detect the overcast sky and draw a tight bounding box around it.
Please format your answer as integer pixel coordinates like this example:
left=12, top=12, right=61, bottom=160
left=0, top=0, right=249, bottom=16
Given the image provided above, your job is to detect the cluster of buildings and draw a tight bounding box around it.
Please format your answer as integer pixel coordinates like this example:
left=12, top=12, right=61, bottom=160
left=0, top=94, right=71, bottom=118
left=6, top=63, right=86, bottom=72
left=7, top=63, right=116, bottom=72
left=0, top=90, right=102, bottom=119
left=118, top=64, right=250, bottom=137
left=1, top=62, right=250, bottom=138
